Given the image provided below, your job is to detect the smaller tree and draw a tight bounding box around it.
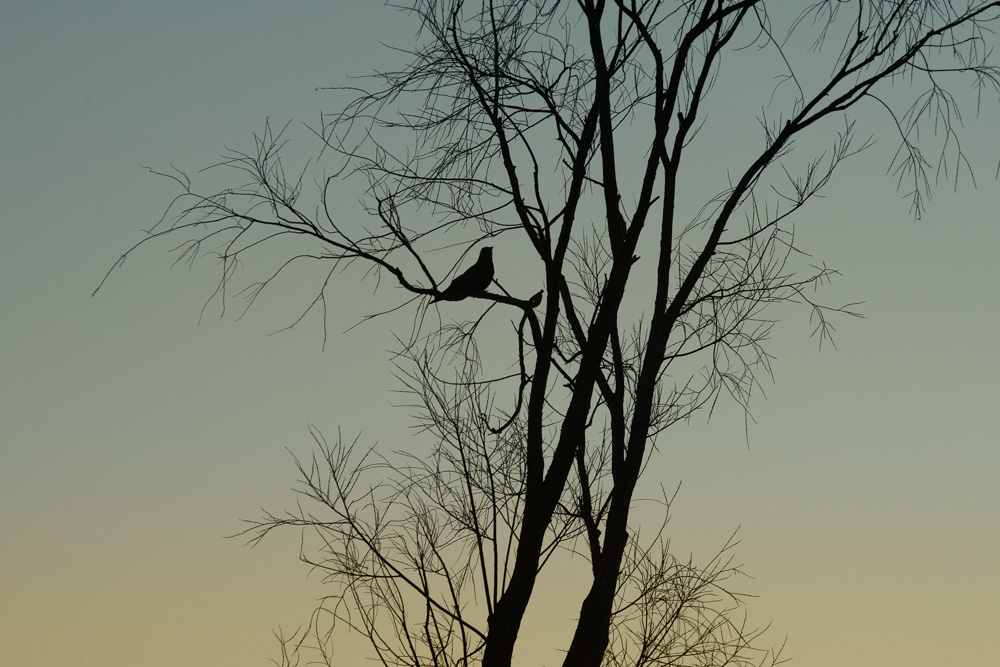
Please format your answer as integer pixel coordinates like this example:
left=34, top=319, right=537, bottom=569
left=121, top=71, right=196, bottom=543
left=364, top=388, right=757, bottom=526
left=248, top=429, right=779, bottom=667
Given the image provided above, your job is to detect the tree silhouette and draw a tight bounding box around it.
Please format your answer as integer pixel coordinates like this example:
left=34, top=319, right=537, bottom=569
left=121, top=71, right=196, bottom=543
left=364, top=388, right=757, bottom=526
left=101, top=2, right=1000, bottom=666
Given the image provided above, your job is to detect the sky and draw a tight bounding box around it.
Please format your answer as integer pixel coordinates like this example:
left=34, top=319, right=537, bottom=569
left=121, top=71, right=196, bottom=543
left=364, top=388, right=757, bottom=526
left=2, top=2, right=998, bottom=666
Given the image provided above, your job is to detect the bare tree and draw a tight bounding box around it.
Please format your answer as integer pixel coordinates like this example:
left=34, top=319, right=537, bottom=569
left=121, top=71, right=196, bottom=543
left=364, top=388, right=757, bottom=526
left=101, top=2, right=1000, bottom=666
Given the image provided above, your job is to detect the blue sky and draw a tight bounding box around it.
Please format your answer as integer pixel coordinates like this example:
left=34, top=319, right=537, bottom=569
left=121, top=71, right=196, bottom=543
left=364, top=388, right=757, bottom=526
left=2, top=2, right=998, bottom=666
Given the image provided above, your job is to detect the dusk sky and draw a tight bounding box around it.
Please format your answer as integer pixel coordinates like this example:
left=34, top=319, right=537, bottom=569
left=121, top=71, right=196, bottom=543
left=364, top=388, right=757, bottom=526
left=2, top=2, right=998, bottom=666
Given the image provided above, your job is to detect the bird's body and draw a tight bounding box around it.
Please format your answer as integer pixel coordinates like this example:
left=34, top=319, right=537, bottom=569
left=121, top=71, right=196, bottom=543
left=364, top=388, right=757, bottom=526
left=432, top=246, right=494, bottom=302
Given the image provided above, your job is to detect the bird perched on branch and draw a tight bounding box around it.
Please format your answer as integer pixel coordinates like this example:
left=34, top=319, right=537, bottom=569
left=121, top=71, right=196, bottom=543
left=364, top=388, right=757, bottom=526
left=432, top=246, right=494, bottom=302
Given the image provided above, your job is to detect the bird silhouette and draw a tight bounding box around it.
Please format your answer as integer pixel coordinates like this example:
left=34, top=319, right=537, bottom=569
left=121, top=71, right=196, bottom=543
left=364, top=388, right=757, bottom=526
left=432, top=246, right=494, bottom=302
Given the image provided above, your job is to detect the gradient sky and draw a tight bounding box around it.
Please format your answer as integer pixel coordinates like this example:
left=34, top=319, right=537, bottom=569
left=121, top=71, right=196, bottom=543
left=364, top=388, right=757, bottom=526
left=2, top=2, right=998, bottom=666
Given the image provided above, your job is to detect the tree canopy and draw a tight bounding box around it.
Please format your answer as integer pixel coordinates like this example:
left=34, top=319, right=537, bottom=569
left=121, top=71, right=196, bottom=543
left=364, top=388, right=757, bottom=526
left=103, top=2, right=1000, bottom=666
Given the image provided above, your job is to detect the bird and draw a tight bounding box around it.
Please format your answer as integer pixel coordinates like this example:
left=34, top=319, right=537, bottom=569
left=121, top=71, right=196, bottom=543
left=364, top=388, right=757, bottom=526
left=431, top=246, right=494, bottom=302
